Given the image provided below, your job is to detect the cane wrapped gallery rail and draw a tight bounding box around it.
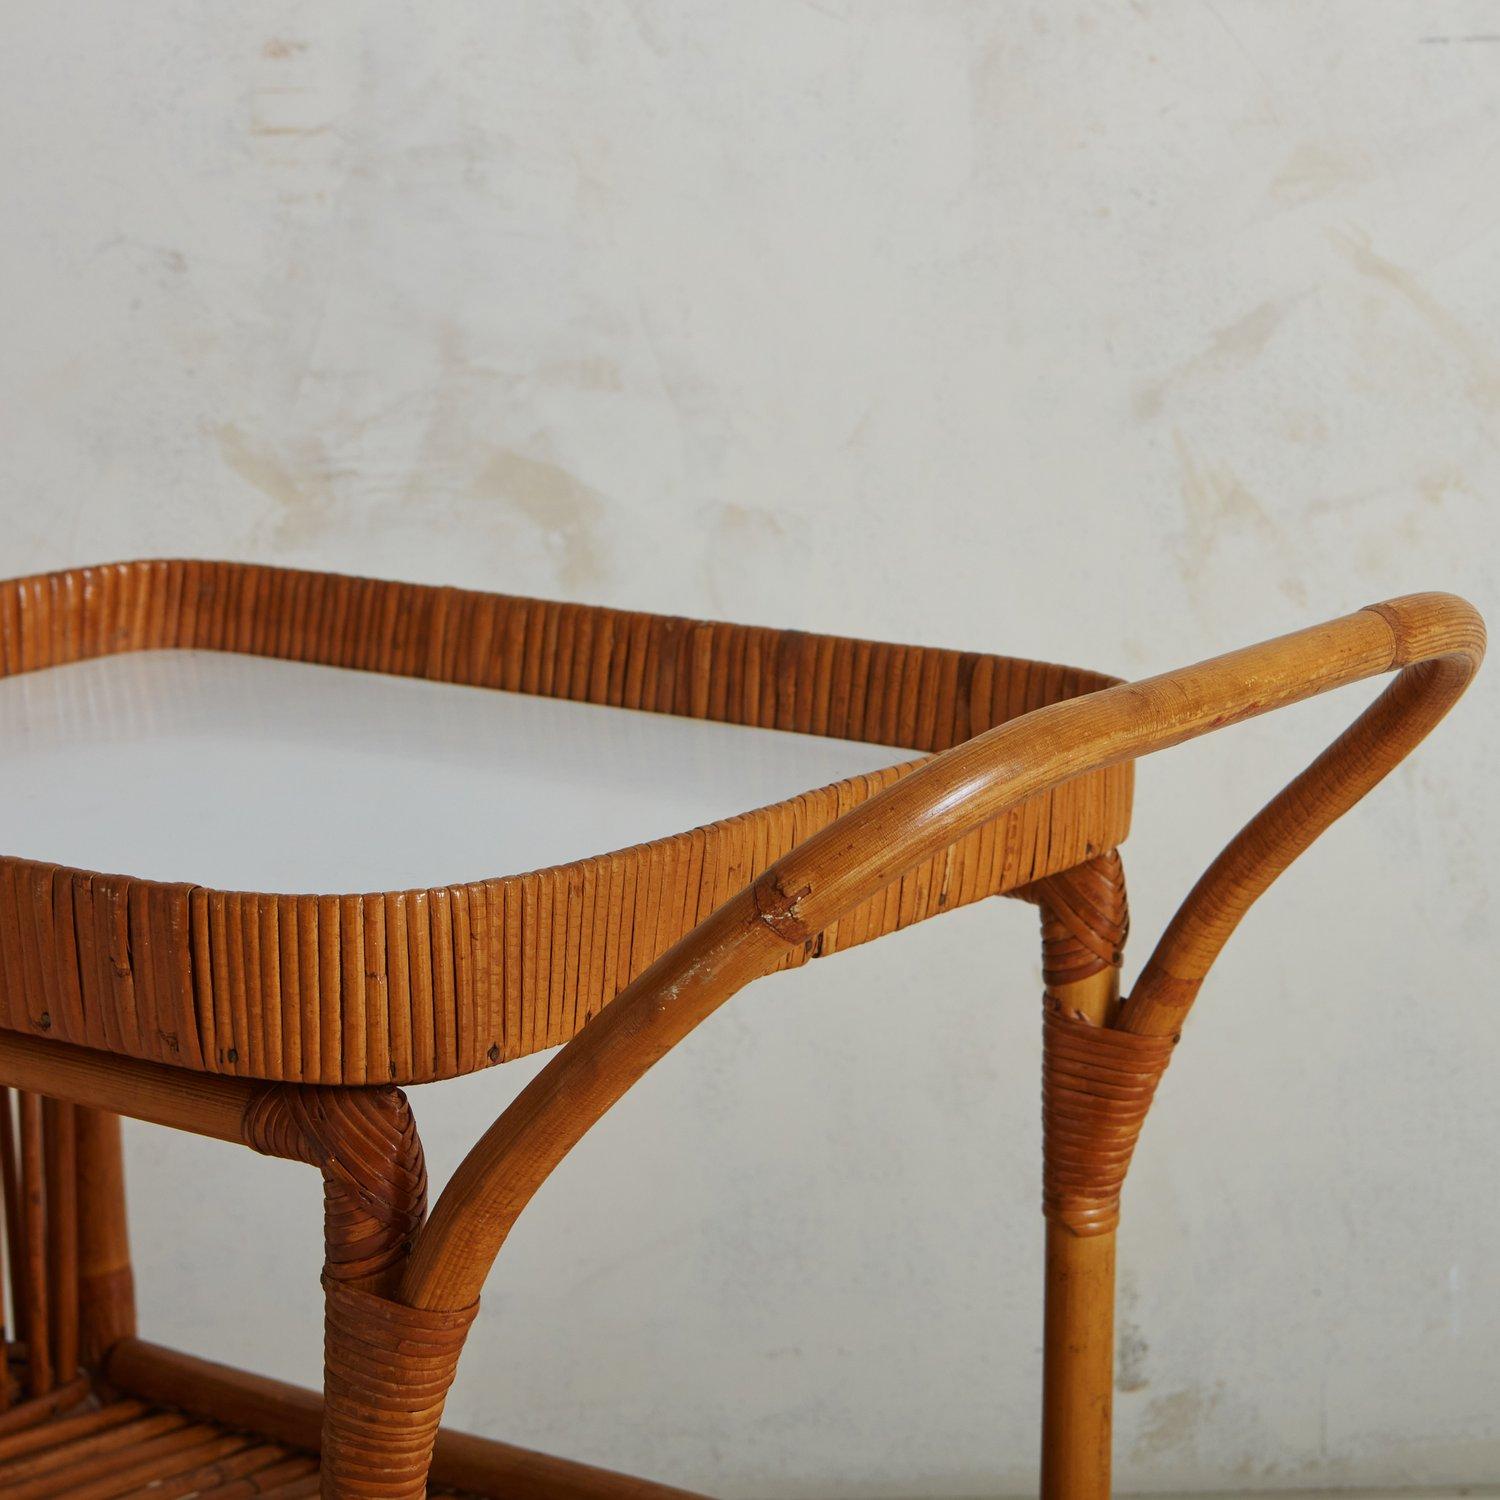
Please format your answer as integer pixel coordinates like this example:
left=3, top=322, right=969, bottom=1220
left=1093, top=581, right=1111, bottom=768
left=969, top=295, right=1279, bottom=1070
left=0, top=560, right=1482, bottom=1499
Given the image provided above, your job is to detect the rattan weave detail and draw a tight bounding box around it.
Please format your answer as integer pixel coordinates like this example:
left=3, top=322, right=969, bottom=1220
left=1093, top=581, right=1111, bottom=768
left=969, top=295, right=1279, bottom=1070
left=0, top=559, right=1131, bottom=1084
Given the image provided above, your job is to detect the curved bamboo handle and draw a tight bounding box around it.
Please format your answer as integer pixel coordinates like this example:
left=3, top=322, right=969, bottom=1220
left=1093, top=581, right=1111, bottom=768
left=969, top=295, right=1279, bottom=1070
left=403, top=593, right=1483, bottom=1311
left=1119, top=599, right=1481, bottom=1034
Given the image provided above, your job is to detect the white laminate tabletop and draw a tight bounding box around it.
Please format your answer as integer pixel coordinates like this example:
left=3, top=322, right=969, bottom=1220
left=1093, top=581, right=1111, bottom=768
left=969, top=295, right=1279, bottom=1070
left=0, top=651, right=911, bottom=894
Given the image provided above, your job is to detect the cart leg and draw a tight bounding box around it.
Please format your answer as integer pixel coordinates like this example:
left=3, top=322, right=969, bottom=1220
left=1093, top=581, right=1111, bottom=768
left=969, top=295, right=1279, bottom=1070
left=77, top=1107, right=136, bottom=1368
left=1030, top=852, right=1128, bottom=1500
left=244, top=1084, right=471, bottom=1500
left=1041, top=1185, right=1117, bottom=1497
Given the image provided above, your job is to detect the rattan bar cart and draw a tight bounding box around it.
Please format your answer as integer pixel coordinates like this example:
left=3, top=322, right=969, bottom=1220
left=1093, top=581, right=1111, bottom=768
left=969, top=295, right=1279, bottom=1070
left=0, top=560, right=1482, bottom=1499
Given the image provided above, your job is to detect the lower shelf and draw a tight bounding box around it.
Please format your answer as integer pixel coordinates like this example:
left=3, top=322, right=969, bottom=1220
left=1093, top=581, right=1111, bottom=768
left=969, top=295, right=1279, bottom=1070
left=0, top=1381, right=472, bottom=1499
left=0, top=1339, right=701, bottom=1499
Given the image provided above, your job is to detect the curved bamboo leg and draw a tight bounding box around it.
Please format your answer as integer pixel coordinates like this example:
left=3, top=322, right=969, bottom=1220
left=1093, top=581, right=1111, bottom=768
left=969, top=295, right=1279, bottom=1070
left=243, top=1085, right=462, bottom=1500
left=402, top=597, right=1480, bottom=1326
left=1028, top=852, right=1128, bottom=1500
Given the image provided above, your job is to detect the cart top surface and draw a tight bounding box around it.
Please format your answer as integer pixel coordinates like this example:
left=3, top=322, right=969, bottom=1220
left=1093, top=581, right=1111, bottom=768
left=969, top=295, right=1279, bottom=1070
left=0, top=648, right=910, bottom=893
left=0, top=561, right=1129, bottom=1082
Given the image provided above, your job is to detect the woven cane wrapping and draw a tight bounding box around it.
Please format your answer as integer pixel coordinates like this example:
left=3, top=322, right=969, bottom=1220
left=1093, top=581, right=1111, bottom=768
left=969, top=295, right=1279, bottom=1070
left=243, top=1085, right=426, bottom=1294
left=321, top=1279, right=478, bottom=1500
left=1025, top=849, right=1130, bottom=989
left=1041, top=999, right=1177, bottom=1236
left=0, top=559, right=1131, bottom=1085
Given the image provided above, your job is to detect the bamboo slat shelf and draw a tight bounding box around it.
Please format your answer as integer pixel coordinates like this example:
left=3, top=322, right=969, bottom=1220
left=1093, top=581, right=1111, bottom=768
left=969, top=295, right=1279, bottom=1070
left=0, top=560, right=1481, bottom=1500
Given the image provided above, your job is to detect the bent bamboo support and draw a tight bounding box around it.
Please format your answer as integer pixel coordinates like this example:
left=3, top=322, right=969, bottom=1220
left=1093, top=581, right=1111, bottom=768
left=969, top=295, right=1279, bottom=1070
left=0, top=592, right=1481, bottom=1498
left=396, top=592, right=1481, bottom=1493
left=406, top=594, right=1483, bottom=1307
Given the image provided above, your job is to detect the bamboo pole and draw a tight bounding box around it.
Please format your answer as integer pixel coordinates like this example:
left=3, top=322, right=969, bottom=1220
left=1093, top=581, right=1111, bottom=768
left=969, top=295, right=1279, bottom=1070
left=17, top=1094, right=50, bottom=1397
left=41, top=1100, right=79, bottom=1385
left=76, top=1109, right=136, bottom=1366
left=1039, top=960, right=1120, bottom=1500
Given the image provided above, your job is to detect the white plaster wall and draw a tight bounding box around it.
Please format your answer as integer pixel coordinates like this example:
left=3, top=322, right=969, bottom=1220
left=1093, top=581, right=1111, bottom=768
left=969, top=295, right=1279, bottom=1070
left=1, top=3, right=1497, bottom=1493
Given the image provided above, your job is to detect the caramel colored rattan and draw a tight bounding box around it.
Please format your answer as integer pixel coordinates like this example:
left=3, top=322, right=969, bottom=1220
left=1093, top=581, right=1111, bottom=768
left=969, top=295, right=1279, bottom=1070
left=1039, top=998, right=1177, bottom=1237
left=0, top=568, right=1482, bottom=1500
left=0, top=559, right=1131, bottom=1086
left=0, top=1079, right=699, bottom=1496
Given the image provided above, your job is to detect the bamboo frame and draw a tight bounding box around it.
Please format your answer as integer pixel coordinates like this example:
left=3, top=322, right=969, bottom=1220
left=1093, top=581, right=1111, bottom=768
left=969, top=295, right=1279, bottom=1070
left=0, top=567, right=1484, bottom=1498
left=404, top=593, right=1483, bottom=1313
left=1026, top=853, right=1127, bottom=1498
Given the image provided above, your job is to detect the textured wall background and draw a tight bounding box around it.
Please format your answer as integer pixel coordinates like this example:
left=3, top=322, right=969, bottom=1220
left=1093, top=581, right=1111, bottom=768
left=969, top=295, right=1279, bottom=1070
left=1, top=3, right=1497, bottom=1494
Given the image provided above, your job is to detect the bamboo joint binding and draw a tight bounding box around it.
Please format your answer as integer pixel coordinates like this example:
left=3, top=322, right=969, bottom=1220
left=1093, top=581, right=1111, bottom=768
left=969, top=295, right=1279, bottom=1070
left=242, top=1085, right=427, bottom=1295
left=321, top=1279, right=479, bottom=1500
left=1026, top=849, right=1130, bottom=990
left=1040, top=999, right=1177, bottom=1236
